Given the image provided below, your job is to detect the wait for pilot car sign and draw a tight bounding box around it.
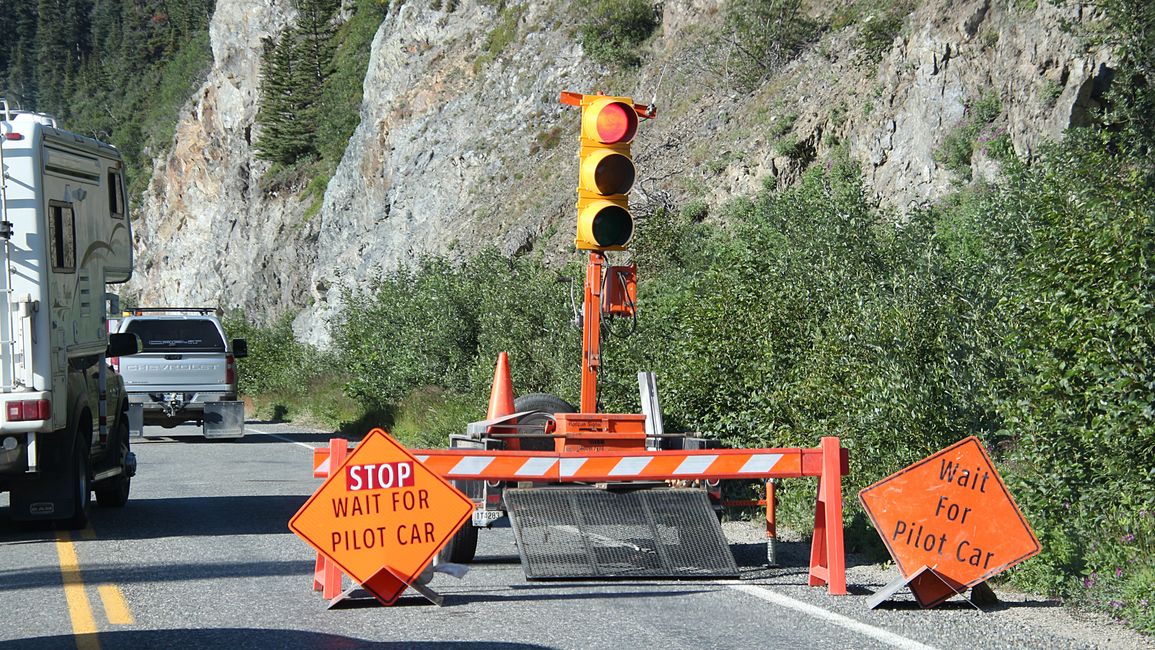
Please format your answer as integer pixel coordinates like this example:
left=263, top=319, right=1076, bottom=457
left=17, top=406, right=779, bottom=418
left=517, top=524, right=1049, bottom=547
left=859, top=436, right=1039, bottom=607
left=289, top=428, right=475, bottom=602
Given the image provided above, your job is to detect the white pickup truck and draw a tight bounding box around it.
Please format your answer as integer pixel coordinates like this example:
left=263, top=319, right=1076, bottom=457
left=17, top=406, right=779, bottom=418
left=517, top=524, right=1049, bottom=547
left=113, top=308, right=248, bottom=439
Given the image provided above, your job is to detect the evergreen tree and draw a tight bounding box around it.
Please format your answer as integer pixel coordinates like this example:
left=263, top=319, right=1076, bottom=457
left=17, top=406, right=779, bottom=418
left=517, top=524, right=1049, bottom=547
left=1, top=2, right=40, bottom=108
left=254, top=0, right=339, bottom=166
left=296, top=0, right=339, bottom=85
left=256, top=35, right=315, bottom=165
left=36, top=0, right=93, bottom=118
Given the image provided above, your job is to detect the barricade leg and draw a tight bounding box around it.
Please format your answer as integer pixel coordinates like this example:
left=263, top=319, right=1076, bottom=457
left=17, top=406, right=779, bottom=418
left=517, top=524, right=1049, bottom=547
left=808, top=436, right=847, bottom=595
left=766, top=479, right=778, bottom=567
left=314, top=439, right=348, bottom=599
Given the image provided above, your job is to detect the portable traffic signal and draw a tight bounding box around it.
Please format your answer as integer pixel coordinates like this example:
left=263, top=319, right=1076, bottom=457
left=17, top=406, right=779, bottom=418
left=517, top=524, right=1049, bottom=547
left=574, top=94, right=639, bottom=251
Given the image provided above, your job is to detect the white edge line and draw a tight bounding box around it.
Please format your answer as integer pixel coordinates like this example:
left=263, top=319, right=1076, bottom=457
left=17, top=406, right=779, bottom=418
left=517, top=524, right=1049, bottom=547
left=245, top=427, right=319, bottom=451
left=727, top=583, right=942, bottom=650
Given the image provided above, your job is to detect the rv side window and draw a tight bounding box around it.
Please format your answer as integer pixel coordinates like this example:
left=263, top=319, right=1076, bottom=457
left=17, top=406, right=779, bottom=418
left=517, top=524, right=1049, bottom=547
left=48, top=201, right=76, bottom=272
left=108, top=171, right=125, bottom=218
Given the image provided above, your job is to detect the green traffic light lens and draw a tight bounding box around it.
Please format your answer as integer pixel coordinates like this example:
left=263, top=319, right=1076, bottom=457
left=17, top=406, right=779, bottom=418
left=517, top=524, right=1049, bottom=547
left=592, top=205, right=633, bottom=247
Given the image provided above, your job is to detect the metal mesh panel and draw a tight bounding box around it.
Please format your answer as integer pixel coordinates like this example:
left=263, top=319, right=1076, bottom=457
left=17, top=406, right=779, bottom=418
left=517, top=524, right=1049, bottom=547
left=505, top=487, right=739, bottom=579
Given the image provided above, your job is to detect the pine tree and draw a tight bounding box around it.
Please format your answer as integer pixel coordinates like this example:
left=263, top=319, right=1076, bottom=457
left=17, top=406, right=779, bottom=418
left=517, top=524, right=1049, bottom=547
left=296, top=0, right=339, bottom=85
left=256, top=35, right=315, bottom=165
left=1, top=2, right=41, bottom=108
left=35, top=0, right=93, bottom=118
left=254, top=0, right=339, bottom=166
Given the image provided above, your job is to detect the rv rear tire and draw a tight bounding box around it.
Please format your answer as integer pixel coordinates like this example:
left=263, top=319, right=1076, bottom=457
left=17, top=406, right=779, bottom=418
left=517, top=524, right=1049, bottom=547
left=62, top=433, right=91, bottom=530
left=95, top=420, right=131, bottom=507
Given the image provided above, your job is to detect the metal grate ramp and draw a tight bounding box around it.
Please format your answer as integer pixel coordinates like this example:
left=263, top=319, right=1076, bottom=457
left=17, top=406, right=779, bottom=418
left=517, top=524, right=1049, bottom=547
left=504, top=487, right=739, bottom=579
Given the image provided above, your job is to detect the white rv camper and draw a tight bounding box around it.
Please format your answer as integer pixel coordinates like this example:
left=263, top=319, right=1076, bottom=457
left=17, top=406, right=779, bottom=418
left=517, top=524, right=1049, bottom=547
left=0, top=104, right=139, bottom=529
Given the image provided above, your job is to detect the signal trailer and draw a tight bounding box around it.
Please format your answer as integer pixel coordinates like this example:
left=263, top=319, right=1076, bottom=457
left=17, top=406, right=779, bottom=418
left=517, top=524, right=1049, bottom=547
left=301, top=91, right=849, bottom=602
left=425, top=91, right=849, bottom=592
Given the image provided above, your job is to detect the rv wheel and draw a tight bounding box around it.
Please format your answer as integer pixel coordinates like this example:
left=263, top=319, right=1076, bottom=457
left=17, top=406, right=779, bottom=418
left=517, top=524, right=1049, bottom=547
left=62, top=433, right=91, bottom=530
left=96, top=419, right=131, bottom=507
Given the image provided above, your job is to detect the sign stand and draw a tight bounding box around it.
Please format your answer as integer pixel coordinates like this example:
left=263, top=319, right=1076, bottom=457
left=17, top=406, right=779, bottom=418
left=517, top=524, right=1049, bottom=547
left=328, top=566, right=443, bottom=609
left=807, top=436, right=847, bottom=594
left=867, top=565, right=976, bottom=610
left=313, top=438, right=348, bottom=601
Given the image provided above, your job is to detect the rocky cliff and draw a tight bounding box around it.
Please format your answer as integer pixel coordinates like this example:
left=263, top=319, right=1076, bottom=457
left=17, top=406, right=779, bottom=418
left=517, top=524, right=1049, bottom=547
left=126, top=0, right=1111, bottom=346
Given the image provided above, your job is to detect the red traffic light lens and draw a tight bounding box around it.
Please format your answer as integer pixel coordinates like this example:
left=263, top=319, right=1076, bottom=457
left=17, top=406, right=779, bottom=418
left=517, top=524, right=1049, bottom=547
left=595, top=102, right=637, bottom=144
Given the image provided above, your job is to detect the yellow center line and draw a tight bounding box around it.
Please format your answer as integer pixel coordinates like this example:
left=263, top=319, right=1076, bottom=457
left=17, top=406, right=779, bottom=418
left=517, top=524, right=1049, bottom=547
left=97, top=585, right=135, bottom=625
left=54, top=531, right=101, bottom=650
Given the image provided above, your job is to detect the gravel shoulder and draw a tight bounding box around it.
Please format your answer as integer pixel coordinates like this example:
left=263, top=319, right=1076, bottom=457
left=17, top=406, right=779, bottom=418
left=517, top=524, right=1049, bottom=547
left=721, top=520, right=1154, bottom=650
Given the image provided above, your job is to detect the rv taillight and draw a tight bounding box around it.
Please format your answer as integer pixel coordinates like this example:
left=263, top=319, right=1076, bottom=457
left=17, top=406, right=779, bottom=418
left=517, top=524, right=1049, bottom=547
left=226, top=354, right=236, bottom=385
left=6, top=399, right=51, bottom=421
left=3, top=133, right=23, bottom=141
left=109, top=357, right=120, bottom=371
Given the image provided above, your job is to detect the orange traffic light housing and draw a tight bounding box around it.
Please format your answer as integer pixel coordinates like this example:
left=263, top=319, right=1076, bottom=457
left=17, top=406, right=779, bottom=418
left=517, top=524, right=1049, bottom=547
left=575, top=95, right=639, bottom=251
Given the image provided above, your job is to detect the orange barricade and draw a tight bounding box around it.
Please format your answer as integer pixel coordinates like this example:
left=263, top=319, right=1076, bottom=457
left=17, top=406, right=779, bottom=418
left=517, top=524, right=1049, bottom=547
left=309, top=436, right=849, bottom=595
left=312, top=438, right=348, bottom=600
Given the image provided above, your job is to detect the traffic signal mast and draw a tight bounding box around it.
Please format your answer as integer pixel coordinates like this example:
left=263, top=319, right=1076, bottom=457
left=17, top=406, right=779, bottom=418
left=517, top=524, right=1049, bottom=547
left=560, top=91, right=654, bottom=412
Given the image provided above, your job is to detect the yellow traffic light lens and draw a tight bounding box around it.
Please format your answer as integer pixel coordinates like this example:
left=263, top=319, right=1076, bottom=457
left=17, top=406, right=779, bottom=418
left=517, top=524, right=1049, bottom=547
left=581, top=149, right=635, bottom=195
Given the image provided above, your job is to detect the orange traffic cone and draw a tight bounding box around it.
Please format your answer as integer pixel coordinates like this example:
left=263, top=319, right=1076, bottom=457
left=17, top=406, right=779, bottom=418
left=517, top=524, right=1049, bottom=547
left=487, top=352, right=515, bottom=420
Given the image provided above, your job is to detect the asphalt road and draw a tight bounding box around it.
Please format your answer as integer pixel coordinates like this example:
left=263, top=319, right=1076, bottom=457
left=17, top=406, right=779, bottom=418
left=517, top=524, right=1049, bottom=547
left=0, top=421, right=1144, bottom=649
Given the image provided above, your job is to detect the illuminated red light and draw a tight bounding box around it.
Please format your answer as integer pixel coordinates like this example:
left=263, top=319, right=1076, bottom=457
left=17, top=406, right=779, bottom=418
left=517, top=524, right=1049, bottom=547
left=595, top=102, right=637, bottom=144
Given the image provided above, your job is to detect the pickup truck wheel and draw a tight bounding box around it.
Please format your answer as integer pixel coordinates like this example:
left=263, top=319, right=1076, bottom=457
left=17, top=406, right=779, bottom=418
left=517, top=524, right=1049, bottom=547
left=95, top=421, right=131, bottom=507
left=62, top=435, right=91, bottom=530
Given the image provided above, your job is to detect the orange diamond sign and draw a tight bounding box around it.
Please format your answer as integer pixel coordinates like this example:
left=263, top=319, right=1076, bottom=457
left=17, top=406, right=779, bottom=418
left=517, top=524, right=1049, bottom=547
left=858, top=436, right=1040, bottom=607
left=290, top=428, right=475, bottom=604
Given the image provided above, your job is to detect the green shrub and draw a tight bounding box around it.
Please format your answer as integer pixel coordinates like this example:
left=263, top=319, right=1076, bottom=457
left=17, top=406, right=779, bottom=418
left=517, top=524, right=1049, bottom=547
left=719, top=0, right=817, bottom=89
left=223, top=311, right=327, bottom=396
left=222, top=311, right=363, bottom=428
left=989, top=130, right=1155, bottom=628
left=390, top=387, right=484, bottom=448
left=334, top=250, right=580, bottom=415
left=578, top=0, right=660, bottom=67
left=853, top=2, right=912, bottom=63
left=478, top=3, right=525, bottom=69
left=935, top=93, right=1004, bottom=178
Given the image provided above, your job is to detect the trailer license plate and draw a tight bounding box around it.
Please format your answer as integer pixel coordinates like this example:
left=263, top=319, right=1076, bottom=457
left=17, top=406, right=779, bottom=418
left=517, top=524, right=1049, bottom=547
left=472, top=509, right=504, bottom=527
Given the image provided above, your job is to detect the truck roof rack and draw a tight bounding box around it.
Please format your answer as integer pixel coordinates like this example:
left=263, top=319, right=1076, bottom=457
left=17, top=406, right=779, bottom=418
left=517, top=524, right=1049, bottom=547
left=127, top=307, right=223, bottom=316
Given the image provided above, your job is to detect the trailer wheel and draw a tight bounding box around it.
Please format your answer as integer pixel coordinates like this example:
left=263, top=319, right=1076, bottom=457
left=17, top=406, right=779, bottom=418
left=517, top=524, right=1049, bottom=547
left=62, top=433, right=92, bottom=530
left=438, top=511, right=479, bottom=564
left=513, top=393, right=576, bottom=451
left=95, top=420, right=131, bottom=507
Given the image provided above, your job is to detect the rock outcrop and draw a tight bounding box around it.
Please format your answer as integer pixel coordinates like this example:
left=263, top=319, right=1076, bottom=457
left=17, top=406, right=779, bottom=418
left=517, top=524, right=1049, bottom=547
left=126, top=0, right=1112, bottom=346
